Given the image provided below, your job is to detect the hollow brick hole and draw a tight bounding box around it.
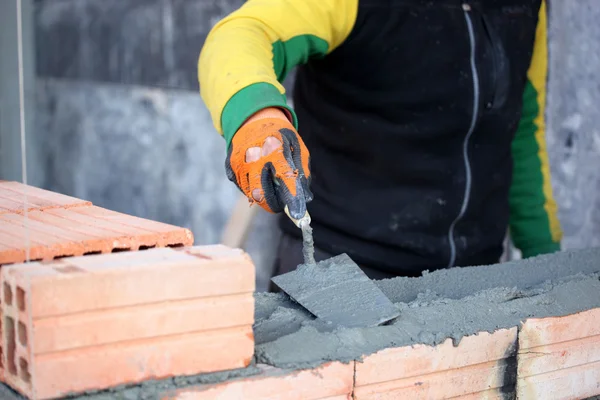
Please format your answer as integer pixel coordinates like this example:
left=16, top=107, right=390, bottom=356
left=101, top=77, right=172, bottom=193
left=83, top=251, right=102, bottom=256
left=112, top=247, right=131, bottom=253
left=138, top=245, right=156, bottom=251
left=19, top=358, right=31, bottom=383
left=17, top=287, right=25, bottom=311
left=167, top=243, right=184, bottom=248
left=6, top=316, right=17, bottom=375
left=18, top=321, right=27, bottom=347
left=4, top=283, right=13, bottom=306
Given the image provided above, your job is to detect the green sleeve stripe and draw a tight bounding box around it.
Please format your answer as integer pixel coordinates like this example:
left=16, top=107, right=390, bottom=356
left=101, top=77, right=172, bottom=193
left=221, top=82, right=298, bottom=148
left=509, top=80, right=557, bottom=256
left=273, top=35, right=329, bottom=81
left=221, top=34, right=327, bottom=147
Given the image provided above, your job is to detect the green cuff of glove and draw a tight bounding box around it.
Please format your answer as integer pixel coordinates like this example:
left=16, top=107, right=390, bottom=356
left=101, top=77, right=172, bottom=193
left=221, top=82, right=298, bottom=149
left=520, top=241, right=561, bottom=259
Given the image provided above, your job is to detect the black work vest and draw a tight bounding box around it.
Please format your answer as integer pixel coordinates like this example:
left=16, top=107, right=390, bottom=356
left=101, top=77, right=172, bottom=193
left=279, top=0, right=542, bottom=275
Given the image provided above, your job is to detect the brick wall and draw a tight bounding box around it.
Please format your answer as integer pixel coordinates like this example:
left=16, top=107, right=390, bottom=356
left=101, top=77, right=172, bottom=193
left=0, top=183, right=598, bottom=400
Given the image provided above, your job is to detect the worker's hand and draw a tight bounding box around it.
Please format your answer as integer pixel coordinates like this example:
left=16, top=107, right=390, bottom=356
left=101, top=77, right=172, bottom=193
left=225, top=107, right=313, bottom=219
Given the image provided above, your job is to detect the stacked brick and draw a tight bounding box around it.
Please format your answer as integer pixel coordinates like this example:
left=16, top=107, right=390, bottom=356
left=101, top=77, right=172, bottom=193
left=0, top=181, right=194, bottom=265
left=1, top=245, right=255, bottom=399
left=0, top=181, right=195, bottom=389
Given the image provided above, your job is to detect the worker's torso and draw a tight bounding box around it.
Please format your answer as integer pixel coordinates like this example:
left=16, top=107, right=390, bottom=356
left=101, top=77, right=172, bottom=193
left=280, top=0, right=542, bottom=274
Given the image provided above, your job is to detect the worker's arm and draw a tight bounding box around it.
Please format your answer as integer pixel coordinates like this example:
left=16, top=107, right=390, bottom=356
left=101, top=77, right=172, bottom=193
left=198, top=0, right=358, bottom=146
left=509, top=0, right=563, bottom=258
left=198, top=0, right=358, bottom=218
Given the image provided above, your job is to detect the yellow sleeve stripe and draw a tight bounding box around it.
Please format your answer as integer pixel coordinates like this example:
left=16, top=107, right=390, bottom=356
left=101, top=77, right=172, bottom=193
left=527, top=0, right=562, bottom=243
left=198, top=0, right=358, bottom=139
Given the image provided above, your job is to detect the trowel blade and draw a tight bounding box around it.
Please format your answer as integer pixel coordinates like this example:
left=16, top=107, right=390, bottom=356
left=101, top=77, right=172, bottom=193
left=271, top=253, right=400, bottom=328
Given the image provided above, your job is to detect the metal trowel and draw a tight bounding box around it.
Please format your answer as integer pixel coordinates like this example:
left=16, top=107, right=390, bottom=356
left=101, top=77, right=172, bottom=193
left=271, top=207, right=400, bottom=328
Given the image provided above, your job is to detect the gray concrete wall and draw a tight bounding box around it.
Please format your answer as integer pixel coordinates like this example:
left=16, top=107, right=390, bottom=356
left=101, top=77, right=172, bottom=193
left=0, top=0, right=43, bottom=186
left=546, top=0, right=600, bottom=250
left=21, top=0, right=600, bottom=290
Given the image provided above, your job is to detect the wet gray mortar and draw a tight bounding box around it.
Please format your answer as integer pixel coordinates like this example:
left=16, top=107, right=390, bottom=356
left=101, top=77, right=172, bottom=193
left=1, top=247, right=599, bottom=399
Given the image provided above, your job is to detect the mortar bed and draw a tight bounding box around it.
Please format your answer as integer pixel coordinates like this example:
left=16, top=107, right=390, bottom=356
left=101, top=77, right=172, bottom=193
left=1, top=247, right=599, bottom=399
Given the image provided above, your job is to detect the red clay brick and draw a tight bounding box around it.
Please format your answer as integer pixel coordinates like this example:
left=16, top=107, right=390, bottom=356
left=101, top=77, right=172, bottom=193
left=73, top=206, right=193, bottom=246
left=8, top=247, right=255, bottom=317
left=1, top=246, right=255, bottom=399
left=0, top=219, right=86, bottom=260
left=517, top=308, right=600, bottom=400
left=42, top=208, right=160, bottom=252
left=25, top=210, right=133, bottom=251
left=0, top=181, right=91, bottom=214
left=0, top=182, right=193, bottom=265
left=0, top=191, right=58, bottom=214
left=0, top=207, right=193, bottom=265
left=161, top=362, right=355, bottom=400
left=0, top=197, right=31, bottom=214
left=32, top=293, right=254, bottom=353
left=0, top=214, right=107, bottom=255
left=353, top=328, right=518, bottom=399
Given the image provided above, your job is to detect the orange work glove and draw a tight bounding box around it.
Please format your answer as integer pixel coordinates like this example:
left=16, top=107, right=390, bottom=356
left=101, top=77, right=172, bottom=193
left=225, top=108, right=313, bottom=220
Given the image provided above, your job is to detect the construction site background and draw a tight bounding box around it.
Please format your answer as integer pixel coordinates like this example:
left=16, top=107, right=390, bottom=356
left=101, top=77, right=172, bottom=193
left=0, top=0, right=598, bottom=291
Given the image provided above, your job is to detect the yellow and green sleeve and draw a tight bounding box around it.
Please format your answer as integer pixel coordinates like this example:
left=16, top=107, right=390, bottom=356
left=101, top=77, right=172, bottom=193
left=509, top=0, right=562, bottom=258
left=198, top=0, right=359, bottom=147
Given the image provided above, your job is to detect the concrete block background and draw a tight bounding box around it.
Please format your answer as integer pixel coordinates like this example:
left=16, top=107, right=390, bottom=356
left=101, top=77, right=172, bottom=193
left=0, top=0, right=598, bottom=291
left=546, top=1, right=600, bottom=250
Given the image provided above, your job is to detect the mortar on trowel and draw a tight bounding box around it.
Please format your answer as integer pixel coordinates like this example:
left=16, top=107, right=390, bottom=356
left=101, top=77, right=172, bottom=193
left=271, top=206, right=400, bottom=328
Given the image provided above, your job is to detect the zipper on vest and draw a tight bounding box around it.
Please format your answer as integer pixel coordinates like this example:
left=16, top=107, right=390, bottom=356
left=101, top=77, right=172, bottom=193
left=480, top=12, right=509, bottom=110
left=446, top=3, right=480, bottom=268
left=480, top=13, right=498, bottom=109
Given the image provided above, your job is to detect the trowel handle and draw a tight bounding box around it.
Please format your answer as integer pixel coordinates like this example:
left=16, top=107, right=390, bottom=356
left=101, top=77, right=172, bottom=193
left=284, top=205, right=311, bottom=228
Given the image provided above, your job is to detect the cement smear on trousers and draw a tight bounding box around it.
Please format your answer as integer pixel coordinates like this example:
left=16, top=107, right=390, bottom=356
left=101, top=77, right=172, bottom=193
left=2, top=247, right=599, bottom=399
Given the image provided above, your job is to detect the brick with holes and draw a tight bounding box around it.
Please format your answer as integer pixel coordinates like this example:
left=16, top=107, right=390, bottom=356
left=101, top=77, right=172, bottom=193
left=0, top=206, right=195, bottom=265
left=0, top=246, right=255, bottom=400
left=0, top=182, right=194, bottom=265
